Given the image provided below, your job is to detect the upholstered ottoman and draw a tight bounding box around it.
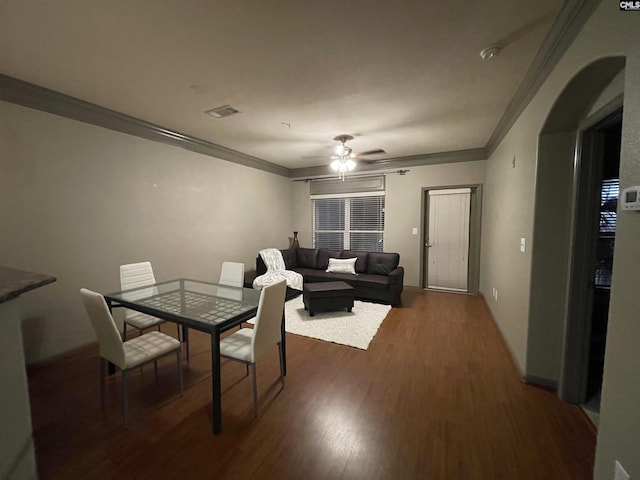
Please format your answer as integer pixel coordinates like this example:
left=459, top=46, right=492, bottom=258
left=303, top=281, right=355, bottom=316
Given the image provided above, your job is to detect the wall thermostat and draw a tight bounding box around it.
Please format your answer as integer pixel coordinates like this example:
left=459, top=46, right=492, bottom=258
left=621, top=186, right=640, bottom=211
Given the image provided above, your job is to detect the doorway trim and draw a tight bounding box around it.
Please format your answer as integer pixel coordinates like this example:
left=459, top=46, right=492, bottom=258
left=561, top=106, right=623, bottom=402
left=420, top=184, right=483, bottom=294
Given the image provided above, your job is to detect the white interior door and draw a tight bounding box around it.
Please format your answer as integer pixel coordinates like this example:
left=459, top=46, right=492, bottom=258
left=426, top=188, right=471, bottom=291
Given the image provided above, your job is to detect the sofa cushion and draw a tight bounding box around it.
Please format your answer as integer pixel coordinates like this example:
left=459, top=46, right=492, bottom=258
left=326, top=257, right=357, bottom=274
left=291, top=267, right=319, bottom=277
left=341, top=250, right=369, bottom=273
left=317, top=248, right=343, bottom=269
left=324, top=272, right=359, bottom=286
left=296, top=248, right=320, bottom=269
left=296, top=269, right=357, bottom=286
left=367, top=252, right=400, bottom=275
left=356, top=273, right=391, bottom=290
left=298, top=269, right=335, bottom=283
left=280, top=248, right=298, bottom=269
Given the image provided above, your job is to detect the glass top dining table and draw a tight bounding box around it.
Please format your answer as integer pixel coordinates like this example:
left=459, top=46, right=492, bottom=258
left=104, top=278, right=285, bottom=434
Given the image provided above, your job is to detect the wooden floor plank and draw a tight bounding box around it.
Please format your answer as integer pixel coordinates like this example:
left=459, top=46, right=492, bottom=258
left=27, top=288, right=596, bottom=479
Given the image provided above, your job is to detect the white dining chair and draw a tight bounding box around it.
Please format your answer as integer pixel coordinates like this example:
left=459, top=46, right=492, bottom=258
left=218, top=261, right=246, bottom=304
left=120, top=261, right=187, bottom=358
left=219, top=261, right=245, bottom=287
left=219, top=279, right=286, bottom=417
left=80, top=288, right=183, bottom=426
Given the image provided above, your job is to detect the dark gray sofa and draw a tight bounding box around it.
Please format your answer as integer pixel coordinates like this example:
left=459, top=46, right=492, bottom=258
left=254, top=247, right=404, bottom=306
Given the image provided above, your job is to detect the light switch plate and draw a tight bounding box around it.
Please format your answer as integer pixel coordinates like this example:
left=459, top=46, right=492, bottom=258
left=520, top=237, right=526, bottom=253
left=412, top=227, right=418, bottom=235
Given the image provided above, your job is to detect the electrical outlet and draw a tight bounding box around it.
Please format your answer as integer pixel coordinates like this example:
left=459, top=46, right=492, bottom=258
left=615, top=461, right=630, bottom=480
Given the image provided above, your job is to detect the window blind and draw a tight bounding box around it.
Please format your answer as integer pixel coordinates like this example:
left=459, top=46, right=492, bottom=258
left=600, top=178, right=619, bottom=234
left=595, top=178, right=618, bottom=287
left=312, top=194, right=385, bottom=252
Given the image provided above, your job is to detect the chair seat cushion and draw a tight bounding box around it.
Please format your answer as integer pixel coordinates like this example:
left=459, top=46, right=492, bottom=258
left=123, top=331, right=181, bottom=369
left=219, top=328, right=254, bottom=362
left=124, top=310, right=164, bottom=329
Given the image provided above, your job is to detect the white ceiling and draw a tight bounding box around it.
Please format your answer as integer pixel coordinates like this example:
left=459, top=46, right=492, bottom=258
left=0, top=0, right=563, bottom=173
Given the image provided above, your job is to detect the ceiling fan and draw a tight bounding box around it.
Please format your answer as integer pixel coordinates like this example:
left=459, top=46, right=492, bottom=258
left=329, top=134, right=386, bottom=180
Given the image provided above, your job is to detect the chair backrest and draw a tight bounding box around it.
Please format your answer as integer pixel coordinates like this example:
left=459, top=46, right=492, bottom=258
left=80, top=288, right=126, bottom=368
left=251, top=280, right=287, bottom=361
left=120, top=261, right=157, bottom=320
left=219, top=262, right=245, bottom=288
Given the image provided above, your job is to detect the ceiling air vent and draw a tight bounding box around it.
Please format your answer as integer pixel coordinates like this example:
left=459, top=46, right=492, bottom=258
left=205, top=105, right=240, bottom=118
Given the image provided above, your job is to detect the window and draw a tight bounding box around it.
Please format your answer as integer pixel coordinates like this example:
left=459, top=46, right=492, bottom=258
left=599, top=178, right=619, bottom=234
left=595, top=178, right=619, bottom=287
left=312, top=194, right=385, bottom=251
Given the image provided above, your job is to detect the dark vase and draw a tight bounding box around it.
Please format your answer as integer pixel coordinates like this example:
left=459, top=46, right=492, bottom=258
left=290, top=231, right=300, bottom=249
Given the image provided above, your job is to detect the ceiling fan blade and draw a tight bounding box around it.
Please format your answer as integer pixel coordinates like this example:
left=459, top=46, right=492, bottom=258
left=356, top=149, right=387, bottom=156
left=357, top=158, right=378, bottom=165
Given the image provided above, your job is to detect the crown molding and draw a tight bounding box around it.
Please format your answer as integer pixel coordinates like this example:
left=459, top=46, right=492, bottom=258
left=485, top=0, right=602, bottom=156
left=290, top=148, right=487, bottom=179
left=0, top=74, right=291, bottom=178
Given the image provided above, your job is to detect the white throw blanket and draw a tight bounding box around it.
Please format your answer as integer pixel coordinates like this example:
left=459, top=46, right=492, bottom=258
left=253, top=248, right=303, bottom=291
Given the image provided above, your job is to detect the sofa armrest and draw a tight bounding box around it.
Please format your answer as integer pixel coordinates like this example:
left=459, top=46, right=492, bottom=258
left=256, top=255, right=267, bottom=275
left=244, top=269, right=257, bottom=288
left=387, top=266, right=404, bottom=285
left=256, top=249, right=298, bottom=275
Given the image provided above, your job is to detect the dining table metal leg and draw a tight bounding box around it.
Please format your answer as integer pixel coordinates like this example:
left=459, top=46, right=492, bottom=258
left=183, top=326, right=190, bottom=365
left=106, top=299, right=116, bottom=375
left=281, top=310, right=287, bottom=376
left=211, top=331, right=222, bottom=434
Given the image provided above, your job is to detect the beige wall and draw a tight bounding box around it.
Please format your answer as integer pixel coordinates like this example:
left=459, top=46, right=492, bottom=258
left=481, top=122, right=537, bottom=372
left=0, top=100, right=293, bottom=363
left=526, top=131, right=576, bottom=385
left=290, top=180, right=313, bottom=247
left=479, top=3, right=640, bottom=478
left=385, top=162, right=486, bottom=287
left=290, top=161, right=487, bottom=287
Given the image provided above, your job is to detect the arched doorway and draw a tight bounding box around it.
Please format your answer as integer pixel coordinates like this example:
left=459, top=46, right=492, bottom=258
left=526, top=57, right=625, bottom=406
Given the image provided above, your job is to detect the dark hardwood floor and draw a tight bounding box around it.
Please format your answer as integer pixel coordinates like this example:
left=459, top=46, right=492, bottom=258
left=27, top=288, right=596, bottom=479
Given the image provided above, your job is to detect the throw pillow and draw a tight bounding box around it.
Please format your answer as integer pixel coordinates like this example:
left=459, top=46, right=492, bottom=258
left=326, top=257, right=357, bottom=275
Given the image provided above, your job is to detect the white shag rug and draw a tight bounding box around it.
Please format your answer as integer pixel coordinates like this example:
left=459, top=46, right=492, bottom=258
left=280, top=295, right=392, bottom=350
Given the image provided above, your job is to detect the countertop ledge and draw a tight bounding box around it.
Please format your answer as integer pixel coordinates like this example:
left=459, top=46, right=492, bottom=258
left=0, top=266, right=57, bottom=304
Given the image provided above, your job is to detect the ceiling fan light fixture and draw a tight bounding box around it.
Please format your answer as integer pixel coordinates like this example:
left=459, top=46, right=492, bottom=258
left=330, top=134, right=357, bottom=180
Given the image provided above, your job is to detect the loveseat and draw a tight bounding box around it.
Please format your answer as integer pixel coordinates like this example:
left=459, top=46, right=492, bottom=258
left=254, top=247, right=404, bottom=306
